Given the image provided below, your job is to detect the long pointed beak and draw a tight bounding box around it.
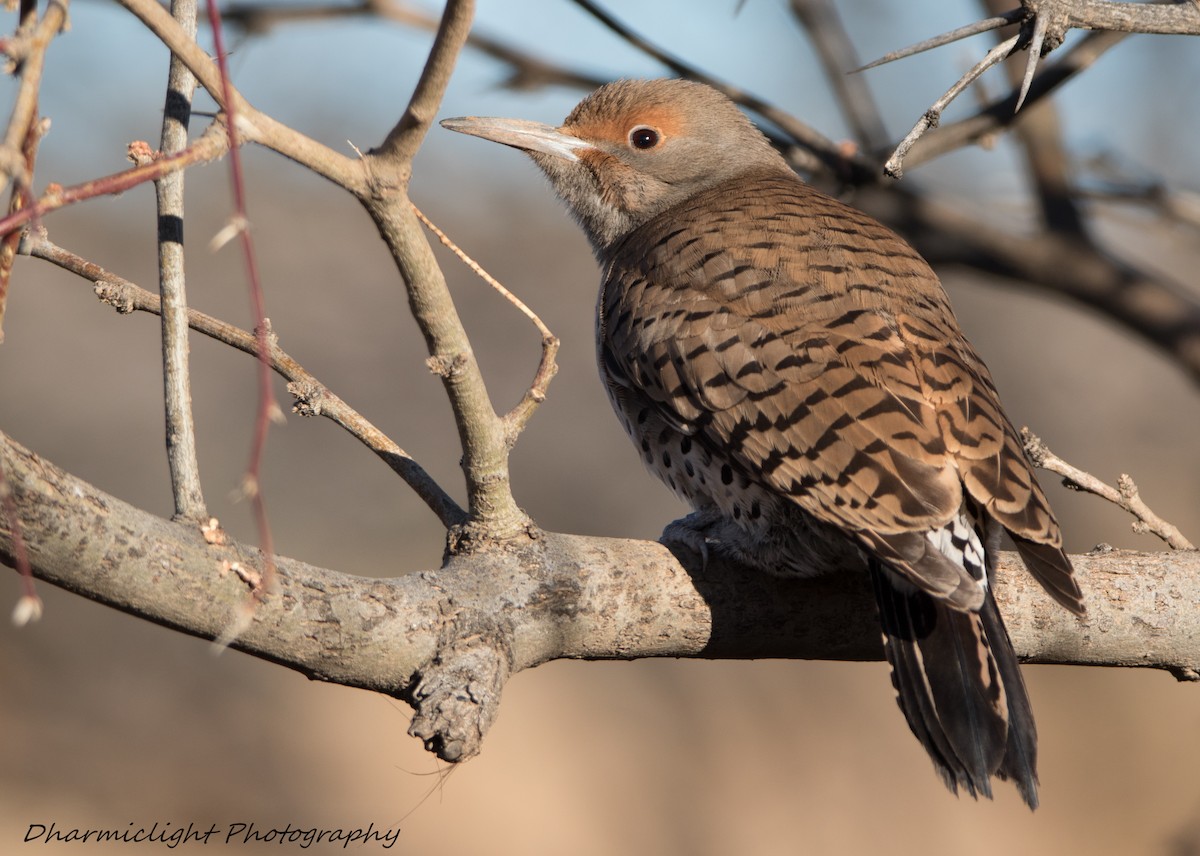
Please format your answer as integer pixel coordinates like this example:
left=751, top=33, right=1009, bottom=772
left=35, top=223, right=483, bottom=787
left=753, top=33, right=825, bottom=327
left=440, top=116, right=588, bottom=163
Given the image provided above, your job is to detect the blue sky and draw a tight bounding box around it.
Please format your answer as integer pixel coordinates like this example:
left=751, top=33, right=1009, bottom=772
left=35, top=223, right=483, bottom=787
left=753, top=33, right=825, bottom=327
left=20, top=0, right=1200, bottom=195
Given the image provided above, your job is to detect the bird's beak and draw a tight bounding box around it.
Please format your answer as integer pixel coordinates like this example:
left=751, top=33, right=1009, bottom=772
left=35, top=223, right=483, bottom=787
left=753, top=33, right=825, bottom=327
left=440, top=116, right=588, bottom=163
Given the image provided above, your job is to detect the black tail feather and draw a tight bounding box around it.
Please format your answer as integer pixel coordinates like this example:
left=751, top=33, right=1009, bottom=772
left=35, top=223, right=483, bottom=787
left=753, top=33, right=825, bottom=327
left=869, top=560, right=1039, bottom=808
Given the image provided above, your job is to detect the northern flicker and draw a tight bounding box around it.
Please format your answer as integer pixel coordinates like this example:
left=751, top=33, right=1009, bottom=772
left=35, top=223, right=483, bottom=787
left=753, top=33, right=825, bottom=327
left=443, top=78, right=1084, bottom=808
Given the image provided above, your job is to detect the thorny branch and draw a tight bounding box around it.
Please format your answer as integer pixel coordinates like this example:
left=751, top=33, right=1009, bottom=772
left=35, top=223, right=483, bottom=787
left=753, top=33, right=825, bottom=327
left=859, top=0, right=1200, bottom=175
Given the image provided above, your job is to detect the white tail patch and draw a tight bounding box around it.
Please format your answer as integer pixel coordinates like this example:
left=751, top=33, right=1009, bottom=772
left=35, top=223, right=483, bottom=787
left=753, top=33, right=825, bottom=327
left=926, top=509, right=988, bottom=587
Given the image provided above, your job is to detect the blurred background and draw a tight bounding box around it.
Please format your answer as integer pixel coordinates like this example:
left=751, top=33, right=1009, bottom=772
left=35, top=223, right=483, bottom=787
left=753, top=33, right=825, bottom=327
left=1, top=1, right=1199, bottom=853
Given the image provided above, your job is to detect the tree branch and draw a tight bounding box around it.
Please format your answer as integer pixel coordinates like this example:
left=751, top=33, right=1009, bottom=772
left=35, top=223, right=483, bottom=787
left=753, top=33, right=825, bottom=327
left=155, top=0, right=207, bottom=522
left=3, top=432, right=1198, bottom=763
left=357, top=0, right=537, bottom=541
left=19, top=230, right=466, bottom=529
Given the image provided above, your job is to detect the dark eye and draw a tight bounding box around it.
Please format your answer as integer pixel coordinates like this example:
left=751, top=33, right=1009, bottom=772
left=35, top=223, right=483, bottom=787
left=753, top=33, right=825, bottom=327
left=629, top=126, right=660, bottom=150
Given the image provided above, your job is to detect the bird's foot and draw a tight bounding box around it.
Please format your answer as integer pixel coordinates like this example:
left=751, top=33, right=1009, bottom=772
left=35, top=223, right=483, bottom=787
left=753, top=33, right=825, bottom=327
left=660, top=509, right=725, bottom=570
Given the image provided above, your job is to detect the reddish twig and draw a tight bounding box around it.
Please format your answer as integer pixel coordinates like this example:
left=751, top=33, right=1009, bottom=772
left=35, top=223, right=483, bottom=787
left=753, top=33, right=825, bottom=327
left=0, top=124, right=230, bottom=240
left=207, top=0, right=277, bottom=601
left=0, top=114, right=44, bottom=343
left=0, top=0, right=67, bottom=339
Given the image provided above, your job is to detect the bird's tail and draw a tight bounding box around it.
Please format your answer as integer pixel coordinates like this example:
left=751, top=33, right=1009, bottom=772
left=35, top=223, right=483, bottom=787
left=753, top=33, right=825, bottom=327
left=868, top=559, right=1039, bottom=808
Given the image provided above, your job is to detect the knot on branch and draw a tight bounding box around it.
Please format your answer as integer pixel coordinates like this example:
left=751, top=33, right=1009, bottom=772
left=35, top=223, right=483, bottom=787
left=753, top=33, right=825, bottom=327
left=426, top=351, right=468, bottom=379
left=405, top=619, right=513, bottom=763
left=94, top=281, right=135, bottom=314
left=287, top=380, right=327, bottom=417
left=446, top=516, right=542, bottom=558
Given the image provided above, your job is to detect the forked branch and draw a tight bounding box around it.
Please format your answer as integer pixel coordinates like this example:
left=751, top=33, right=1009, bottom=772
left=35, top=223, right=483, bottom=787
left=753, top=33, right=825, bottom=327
left=1022, top=429, right=1196, bottom=551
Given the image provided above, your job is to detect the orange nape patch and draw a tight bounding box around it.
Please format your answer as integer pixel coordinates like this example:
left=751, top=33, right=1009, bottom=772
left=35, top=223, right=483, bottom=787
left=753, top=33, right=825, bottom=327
left=561, top=100, right=688, bottom=149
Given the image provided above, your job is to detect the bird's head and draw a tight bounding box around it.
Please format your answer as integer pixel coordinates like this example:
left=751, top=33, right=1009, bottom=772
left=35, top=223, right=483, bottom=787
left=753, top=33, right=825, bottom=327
left=441, top=79, right=790, bottom=257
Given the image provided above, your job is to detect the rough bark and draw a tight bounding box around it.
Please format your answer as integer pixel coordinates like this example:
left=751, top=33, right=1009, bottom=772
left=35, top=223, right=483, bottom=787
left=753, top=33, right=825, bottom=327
left=3, top=431, right=1196, bottom=764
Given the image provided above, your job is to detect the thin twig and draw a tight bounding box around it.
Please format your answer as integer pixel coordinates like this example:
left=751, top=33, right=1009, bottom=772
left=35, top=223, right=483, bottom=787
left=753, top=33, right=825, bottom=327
left=854, top=9, right=1024, bottom=71
left=410, top=203, right=559, bottom=444
left=156, top=0, right=207, bottom=522
left=362, top=0, right=539, bottom=541
left=20, top=230, right=467, bottom=529
left=982, top=0, right=1087, bottom=237
left=0, top=114, right=44, bottom=343
left=0, top=0, right=67, bottom=192
left=118, top=0, right=366, bottom=192
left=900, top=29, right=1126, bottom=173
left=0, top=0, right=66, bottom=340
left=884, top=32, right=1023, bottom=177
left=207, top=0, right=277, bottom=600
left=1022, top=428, right=1195, bottom=551
left=0, top=122, right=230, bottom=240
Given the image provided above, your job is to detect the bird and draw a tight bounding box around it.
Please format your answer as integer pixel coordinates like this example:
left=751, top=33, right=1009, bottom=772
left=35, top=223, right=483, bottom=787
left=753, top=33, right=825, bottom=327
left=442, top=78, right=1084, bottom=808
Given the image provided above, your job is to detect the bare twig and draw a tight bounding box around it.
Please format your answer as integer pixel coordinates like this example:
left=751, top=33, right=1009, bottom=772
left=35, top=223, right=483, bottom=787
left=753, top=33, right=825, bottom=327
left=0, top=123, right=231, bottom=239
left=360, top=0, right=540, bottom=543
left=884, top=32, right=1023, bottom=178
left=1015, top=9, right=1050, bottom=111
left=982, top=0, right=1088, bottom=238
left=118, top=0, right=366, bottom=192
left=156, top=0, right=207, bottom=522
left=0, top=0, right=67, bottom=193
left=374, top=0, right=473, bottom=163
left=206, top=0, right=277, bottom=600
left=901, top=29, right=1126, bottom=172
left=1022, top=429, right=1195, bottom=550
left=20, top=230, right=467, bottom=529
left=0, top=113, right=44, bottom=343
left=0, top=0, right=66, bottom=339
left=854, top=9, right=1024, bottom=71
left=410, top=203, right=560, bottom=444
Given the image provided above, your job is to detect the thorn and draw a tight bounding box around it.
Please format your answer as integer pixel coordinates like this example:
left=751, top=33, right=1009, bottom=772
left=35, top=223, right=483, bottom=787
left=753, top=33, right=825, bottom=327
left=1014, top=14, right=1049, bottom=112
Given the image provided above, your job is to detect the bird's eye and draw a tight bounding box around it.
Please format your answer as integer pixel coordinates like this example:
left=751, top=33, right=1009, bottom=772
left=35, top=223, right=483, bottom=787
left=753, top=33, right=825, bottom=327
left=629, top=126, right=660, bottom=150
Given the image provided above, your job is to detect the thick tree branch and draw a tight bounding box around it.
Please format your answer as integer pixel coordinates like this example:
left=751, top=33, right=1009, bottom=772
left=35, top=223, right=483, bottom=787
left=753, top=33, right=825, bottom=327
left=3, top=432, right=1197, bottom=763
